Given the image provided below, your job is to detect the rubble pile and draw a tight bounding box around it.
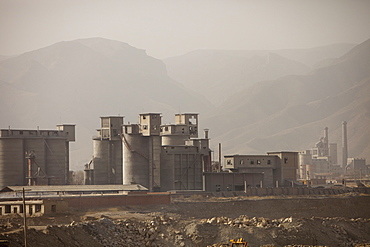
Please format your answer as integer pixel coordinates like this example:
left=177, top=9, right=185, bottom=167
left=1, top=214, right=370, bottom=247
left=1, top=195, right=370, bottom=246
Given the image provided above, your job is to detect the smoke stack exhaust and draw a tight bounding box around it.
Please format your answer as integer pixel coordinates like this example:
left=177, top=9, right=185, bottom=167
left=342, top=121, right=348, bottom=167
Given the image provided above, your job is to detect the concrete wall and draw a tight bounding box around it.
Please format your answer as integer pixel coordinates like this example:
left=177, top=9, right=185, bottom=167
left=204, top=172, right=264, bottom=191
left=161, top=146, right=203, bottom=191
left=65, top=193, right=171, bottom=209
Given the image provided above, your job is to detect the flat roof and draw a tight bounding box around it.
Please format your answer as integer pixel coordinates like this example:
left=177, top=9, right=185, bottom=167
left=267, top=151, right=299, bottom=154
left=224, top=154, right=276, bottom=158
left=1, top=184, right=148, bottom=193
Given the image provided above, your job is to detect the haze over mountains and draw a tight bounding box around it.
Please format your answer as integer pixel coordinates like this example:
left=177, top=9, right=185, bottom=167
left=0, top=37, right=368, bottom=170
left=164, top=43, right=355, bottom=105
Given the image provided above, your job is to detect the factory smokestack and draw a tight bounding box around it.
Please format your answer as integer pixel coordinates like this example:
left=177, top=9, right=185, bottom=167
left=204, top=129, right=209, bottom=139
left=324, top=127, right=329, bottom=156
left=342, top=121, right=348, bottom=167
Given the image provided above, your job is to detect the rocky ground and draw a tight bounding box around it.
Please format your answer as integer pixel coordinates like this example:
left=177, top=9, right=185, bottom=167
left=0, top=193, right=370, bottom=247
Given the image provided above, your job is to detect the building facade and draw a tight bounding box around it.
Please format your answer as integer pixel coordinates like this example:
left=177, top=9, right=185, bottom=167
left=0, top=125, right=75, bottom=187
left=223, top=152, right=299, bottom=188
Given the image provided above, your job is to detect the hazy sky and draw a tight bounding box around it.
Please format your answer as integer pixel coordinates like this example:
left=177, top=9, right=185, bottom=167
left=1, top=0, right=370, bottom=59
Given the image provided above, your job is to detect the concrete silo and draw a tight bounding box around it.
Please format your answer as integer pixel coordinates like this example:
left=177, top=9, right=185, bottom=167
left=0, top=137, right=24, bottom=186
left=122, top=113, right=161, bottom=191
left=0, top=125, right=75, bottom=187
left=89, top=117, right=123, bottom=185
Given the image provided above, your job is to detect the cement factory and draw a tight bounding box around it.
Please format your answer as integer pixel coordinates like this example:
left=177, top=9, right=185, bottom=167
left=0, top=114, right=368, bottom=192
left=298, top=122, right=367, bottom=184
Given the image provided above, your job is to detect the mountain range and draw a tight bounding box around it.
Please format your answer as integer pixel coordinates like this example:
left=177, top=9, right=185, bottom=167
left=0, top=37, right=368, bottom=169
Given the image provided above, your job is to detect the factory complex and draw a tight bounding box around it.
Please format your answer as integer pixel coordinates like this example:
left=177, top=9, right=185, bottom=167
left=0, top=113, right=368, bottom=213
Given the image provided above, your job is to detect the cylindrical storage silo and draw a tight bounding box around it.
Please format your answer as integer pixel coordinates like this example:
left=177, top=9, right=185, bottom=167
left=93, top=138, right=123, bottom=185
left=123, top=133, right=149, bottom=188
left=93, top=139, right=110, bottom=185
left=45, top=138, right=67, bottom=185
left=0, top=139, right=24, bottom=187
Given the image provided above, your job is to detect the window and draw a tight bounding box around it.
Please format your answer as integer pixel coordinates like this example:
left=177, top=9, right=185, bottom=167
left=250, top=160, right=254, bottom=165
left=257, top=160, right=261, bottom=165
left=5, top=205, right=10, bottom=214
left=36, top=204, right=41, bottom=212
left=143, top=125, right=148, bottom=130
left=227, top=160, right=232, bottom=165
left=240, top=160, right=244, bottom=165
left=284, top=157, right=288, bottom=164
left=189, top=116, right=197, bottom=125
left=51, top=205, right=56, bottom=212
left=267, top=160, right=271, bottom=165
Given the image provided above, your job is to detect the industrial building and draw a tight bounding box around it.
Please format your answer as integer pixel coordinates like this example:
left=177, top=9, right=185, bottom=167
left=204, top=151, right=299, bottom=191
left=299, top=122, right=368, bottom=181
left=0, top=185, right=170, bottom=215
left=85, top=116, right=123, bottom=185
left=86, top=113, right=212, bottom=192
left=0, top=125, right=75, bottom=187
left=299, top=127, right=339, bottom=179
left=346, top=158, right=367, bottom=178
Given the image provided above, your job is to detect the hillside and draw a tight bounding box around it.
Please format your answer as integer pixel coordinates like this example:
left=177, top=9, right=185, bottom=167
left=164, top=43, right=354, bottom=105
left=0, top=38, right=211, bottom=169
left=203, top=38, right=370, bottom=164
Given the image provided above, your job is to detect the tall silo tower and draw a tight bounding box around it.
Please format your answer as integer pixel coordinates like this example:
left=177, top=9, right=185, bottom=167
left=122, top=113, right=161, bottom=191
left=91, top=116, right=123, bottom=185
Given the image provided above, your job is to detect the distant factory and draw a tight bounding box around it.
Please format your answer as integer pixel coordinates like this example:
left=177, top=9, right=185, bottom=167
left=298, top=122, right=367, bottom=182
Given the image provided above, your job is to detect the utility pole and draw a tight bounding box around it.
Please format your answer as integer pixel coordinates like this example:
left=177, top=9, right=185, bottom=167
left=22, top=188, right=27, bottom=247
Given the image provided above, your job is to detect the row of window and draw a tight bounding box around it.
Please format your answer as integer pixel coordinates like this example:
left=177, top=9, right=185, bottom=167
left=0, top=204, right=42, bottom=215
left=226, top=159, right=272, bottom=165
left=242, top=159, right=272, bottom=165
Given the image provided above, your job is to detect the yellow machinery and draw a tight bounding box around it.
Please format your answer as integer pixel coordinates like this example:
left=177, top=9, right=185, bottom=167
left=229, top=238, right=248, bottom=247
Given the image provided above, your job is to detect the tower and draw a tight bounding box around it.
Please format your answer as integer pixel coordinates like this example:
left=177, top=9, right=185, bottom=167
left=89, top=116, right=123, bottom=185
left=342, top=121, right=348, bottom=167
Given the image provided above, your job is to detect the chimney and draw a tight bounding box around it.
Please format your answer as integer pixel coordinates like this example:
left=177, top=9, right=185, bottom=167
left=323, top=127, right=329, bottom=156
left=342, top=121, right=348, bottom=167
left=204, top=129, right=209, bottom=139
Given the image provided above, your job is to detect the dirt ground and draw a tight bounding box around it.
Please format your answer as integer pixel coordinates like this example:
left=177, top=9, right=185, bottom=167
left=0, top=193, right=369, bottom=247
